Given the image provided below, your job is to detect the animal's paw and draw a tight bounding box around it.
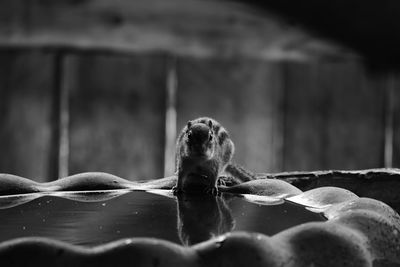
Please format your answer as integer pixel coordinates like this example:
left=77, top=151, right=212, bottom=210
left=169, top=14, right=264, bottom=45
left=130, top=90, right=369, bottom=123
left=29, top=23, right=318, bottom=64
left=205, top=186, right=219, bottom=196
left=217, top=177, right=227, bottom=186
left=172, top=186, right=181, bottom=196
left=218, top=175, right=242, bottom=187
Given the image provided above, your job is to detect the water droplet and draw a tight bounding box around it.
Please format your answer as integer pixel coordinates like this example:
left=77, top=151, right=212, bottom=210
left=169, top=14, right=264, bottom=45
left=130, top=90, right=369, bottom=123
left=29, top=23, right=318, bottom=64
left=101, top=203, right=106, bottom=207
left=22, top=226, right=26, bottom=230
left=215, top=235, right=226, bottom=246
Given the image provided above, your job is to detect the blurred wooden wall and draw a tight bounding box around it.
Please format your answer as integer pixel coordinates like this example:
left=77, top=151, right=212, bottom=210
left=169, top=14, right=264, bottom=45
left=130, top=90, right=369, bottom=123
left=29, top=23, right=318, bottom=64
left=0, top=48, right=392, bottom=182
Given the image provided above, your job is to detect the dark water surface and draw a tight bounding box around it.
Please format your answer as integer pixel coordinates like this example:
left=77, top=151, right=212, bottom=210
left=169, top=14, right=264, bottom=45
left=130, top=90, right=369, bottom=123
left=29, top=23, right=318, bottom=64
left=0, top=190, right=325, bottom=246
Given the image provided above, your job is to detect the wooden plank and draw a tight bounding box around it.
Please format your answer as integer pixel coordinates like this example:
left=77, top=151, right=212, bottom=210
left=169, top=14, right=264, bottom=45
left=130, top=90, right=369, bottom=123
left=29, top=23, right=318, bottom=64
left=0, top=49, right=54, bottom=182
left=0, top=0, right=348, bottom=60
left=319, top=61, right=385, bottom=170
left=68, top=53, right=166, bottom=180
left=163, top=57, right=178, bottom=177
left=284, top=60, right=385, bottom=171
left=391, top=74, right=400, bottom=167
left=282, top=62, right=323, bottom=171
left=47, top=53, right=73, bottom=180
left=176, top=57, right=284, bottom=174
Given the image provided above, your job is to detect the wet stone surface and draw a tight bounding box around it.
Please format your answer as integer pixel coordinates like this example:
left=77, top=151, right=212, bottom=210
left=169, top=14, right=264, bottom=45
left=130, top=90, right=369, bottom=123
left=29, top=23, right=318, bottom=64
left=0, top=190, right=325, bottom=246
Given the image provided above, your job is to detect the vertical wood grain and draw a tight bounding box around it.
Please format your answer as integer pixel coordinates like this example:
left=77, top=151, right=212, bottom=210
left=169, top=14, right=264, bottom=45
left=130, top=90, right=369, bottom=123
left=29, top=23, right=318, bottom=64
left=390, top=73, right=400, bottom=167
left=283, top=60, right=385, bottom=171
left=177, top=57, right=284, bottom=173
left=383, top=75, right=395, bottom=168
left=0, top=49, right=54, bottom=181
left=321, top=61, right=384, bottom=170
left=283, top=62, right=324, bottom=171
left=48, top=52, right=73, bottom=180
left=68, top=53, right=166, bottom=180
left=58, top=54, right=72, bottom=178
left=163, top=56, right=178, bottom=176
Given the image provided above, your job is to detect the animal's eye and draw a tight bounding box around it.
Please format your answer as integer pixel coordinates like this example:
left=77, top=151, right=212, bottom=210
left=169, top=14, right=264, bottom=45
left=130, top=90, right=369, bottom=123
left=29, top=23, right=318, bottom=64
left=209, top=134, right=213, bottom=141
left=187, top=132, right=192, bottom=139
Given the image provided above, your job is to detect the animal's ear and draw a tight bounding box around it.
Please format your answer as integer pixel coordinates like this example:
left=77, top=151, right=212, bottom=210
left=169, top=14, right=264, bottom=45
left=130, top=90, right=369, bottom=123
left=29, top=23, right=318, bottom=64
left=208, top=120, right=213, bottom=128
left=187, top=120, right=192, bottom=129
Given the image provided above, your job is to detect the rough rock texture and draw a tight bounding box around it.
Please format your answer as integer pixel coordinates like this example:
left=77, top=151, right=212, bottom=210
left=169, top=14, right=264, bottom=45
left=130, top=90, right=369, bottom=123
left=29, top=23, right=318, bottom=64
left=0, top=170, right=399, bottom=266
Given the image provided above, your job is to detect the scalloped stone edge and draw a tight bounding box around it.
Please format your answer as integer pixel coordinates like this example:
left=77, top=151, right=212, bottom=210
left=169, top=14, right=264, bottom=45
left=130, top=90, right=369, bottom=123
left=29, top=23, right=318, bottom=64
left=0, top=171, right=398, bottom=266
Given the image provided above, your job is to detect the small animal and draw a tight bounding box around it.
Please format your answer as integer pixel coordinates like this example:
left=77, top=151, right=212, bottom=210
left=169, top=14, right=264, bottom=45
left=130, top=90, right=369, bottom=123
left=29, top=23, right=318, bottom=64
left=173, top=117, right=255, bottom=195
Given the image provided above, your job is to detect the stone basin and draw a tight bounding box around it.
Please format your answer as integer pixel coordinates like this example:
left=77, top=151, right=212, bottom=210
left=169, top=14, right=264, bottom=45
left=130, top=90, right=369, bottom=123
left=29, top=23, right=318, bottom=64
left=0, top=171, right=398, bottom=267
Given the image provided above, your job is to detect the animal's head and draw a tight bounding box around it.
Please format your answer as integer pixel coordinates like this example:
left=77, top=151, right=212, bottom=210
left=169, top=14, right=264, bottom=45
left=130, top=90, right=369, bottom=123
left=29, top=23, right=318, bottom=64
left=184, top=119, right=215, bottom=158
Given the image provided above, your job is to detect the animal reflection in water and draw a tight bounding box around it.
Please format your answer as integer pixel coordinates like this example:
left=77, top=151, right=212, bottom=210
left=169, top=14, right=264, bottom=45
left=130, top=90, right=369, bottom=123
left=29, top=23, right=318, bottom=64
left=176, top=193, right=234, bottom=246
